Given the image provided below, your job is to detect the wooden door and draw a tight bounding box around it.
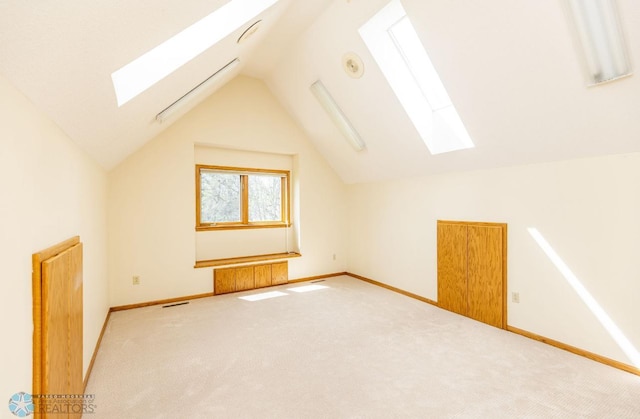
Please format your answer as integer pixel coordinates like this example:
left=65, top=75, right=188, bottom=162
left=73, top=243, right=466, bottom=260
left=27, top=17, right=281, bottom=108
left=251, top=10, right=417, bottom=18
left=68, top=244, right=83, bottom=402
left=254, top=264, right=272, bottom=288
left=33, top=238, right=83, bottom=419
left=271, top=262, right=288, bottom=285
left=467, top=225, right=504, bottom=328
left=437, top=221, right=507, bottom=329
left=41, top=251, right=71, bottom=399
left=437, top=223, right=468, bottom=316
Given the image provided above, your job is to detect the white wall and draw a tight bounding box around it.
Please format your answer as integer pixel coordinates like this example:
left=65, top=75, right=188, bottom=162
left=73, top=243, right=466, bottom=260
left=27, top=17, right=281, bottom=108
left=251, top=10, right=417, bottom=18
left=108, top=76, right=348, bottom=306
left=0, top=75, right=109, bottom=400
left=347, top=153, right=640, bottom=367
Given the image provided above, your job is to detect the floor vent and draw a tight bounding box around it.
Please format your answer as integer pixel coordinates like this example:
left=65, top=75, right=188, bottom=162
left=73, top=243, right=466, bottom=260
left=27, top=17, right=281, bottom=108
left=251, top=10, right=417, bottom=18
left=162, top=302, right=189, bottom=308
left=311, top=280, right=326, bottom=283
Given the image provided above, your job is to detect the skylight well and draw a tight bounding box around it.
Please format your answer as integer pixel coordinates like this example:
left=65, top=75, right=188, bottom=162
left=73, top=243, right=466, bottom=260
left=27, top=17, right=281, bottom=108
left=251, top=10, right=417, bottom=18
left=359, top=0, right=474, bottom=155
left=111, top=0, right=278, bottom=106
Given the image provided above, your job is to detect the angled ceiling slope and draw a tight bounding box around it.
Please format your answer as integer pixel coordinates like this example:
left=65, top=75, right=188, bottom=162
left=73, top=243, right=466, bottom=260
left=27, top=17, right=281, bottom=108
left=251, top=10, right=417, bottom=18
left=0, top=0, right=333, bottom=169
left=266, top=0, right=640, bottom=184
left=1, top=0, right=639, bottom=180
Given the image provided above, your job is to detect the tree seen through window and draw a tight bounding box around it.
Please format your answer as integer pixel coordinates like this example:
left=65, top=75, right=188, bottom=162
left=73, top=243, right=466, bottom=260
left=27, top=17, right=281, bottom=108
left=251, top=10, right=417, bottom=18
left=196, top=165, right=289, bottom=229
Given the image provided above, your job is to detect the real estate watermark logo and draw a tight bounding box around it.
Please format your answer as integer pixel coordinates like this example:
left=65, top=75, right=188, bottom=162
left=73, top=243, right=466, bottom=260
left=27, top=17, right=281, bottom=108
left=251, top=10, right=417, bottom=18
left=8, top=392, right=96, bottom=416
left=8, top=393, right=34, bottom=417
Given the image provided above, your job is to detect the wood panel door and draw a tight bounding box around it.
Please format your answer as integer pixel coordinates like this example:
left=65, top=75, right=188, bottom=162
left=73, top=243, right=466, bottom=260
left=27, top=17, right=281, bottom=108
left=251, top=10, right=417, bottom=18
left=437, top=221, right=507, bottom=329
left=254, top=264, right=272, bottom=288
left=214, top=261, right=289, bottom=295
left=214, top=268, right=236, bottom=295
left=437, top=223, right=468, bottom=316
left=42, top=244, right=83, bottom=405
left=467, top=225, right=504, bottom=328
left=271, top=262, right=288, bottom=285
left=41, top=251, right=71, bottom=399
left=235, top=266, right=255, bottom=291
left=34, top=238, right=83, bottom=419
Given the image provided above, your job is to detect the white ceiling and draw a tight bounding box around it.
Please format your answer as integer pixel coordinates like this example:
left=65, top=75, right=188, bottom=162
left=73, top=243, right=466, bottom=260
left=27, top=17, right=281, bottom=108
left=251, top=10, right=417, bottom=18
left=0, top=0, right=332, bottom=168
left=2, top=0, right=640, bottom=183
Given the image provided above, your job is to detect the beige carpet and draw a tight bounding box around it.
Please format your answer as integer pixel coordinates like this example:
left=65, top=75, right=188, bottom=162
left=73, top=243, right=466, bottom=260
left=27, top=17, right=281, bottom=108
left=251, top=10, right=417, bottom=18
left=85, top=276, right=640, bottom=418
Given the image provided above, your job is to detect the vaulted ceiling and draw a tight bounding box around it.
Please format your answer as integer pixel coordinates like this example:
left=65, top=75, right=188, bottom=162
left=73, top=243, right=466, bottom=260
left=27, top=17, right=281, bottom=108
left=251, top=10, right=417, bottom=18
left=2, top=0, right=640, bottom=184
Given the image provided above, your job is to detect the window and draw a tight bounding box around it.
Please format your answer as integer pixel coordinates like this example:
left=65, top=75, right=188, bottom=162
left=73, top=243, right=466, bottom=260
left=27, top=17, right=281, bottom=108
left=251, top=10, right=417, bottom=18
left=196, top=165, right=290, bottom=230
left=359, top=0, right=474, bottom=155
left=111, top=0, right=279, bottom=106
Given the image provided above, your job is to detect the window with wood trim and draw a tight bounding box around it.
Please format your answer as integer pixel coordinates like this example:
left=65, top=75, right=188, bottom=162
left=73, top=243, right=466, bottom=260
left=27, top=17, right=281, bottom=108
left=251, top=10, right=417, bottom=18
left=196, top=165, right=290, bottom=230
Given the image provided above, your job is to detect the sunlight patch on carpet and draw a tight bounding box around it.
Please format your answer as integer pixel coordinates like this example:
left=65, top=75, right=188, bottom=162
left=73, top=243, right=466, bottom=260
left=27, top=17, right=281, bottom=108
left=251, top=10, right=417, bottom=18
left=287, top=284, right=329, bottom=293
left=238, top=291, right=288, bottom=301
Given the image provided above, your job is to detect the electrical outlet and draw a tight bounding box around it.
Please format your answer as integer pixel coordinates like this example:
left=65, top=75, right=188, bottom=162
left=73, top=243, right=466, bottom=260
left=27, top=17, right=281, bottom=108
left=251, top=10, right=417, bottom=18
left=512, top=292, right=520, bottom=303
left=332, top=254, right=336, bottom=261
left=133, top=276, right=140, bottom=285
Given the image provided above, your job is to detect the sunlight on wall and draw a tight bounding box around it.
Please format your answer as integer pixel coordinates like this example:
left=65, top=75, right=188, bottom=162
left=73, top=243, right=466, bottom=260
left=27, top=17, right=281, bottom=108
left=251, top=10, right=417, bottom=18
left=528, top=227, right=640, bottom=367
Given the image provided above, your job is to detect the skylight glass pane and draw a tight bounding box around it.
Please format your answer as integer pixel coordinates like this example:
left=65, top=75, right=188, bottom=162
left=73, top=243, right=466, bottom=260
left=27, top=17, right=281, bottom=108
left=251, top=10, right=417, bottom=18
left=111, top=0, right=278, bottom=106
left=433, top=106, right=473, bottom=154
left=388, top=17, right=451, bottom=111
left=359, top=0, right=474, bottom=155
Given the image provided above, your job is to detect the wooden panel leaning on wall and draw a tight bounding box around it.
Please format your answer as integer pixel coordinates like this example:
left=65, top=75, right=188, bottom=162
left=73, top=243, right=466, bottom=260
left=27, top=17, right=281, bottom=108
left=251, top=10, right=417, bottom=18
left=33, top=236, right=84, bottom=419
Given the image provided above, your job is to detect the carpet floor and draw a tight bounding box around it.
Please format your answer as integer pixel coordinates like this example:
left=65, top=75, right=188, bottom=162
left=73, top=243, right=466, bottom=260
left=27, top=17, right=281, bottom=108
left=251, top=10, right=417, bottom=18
left=85, top=275, right=640, bottom=418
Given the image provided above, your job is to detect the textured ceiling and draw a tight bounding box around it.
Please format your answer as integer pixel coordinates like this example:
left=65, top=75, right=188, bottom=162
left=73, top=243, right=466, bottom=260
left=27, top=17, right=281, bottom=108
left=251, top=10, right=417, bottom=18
left=1, top=0, right=640, bottom=182
left=266, top=0, right=640, bottom=183
left=0, top=0, right=332, bottom=168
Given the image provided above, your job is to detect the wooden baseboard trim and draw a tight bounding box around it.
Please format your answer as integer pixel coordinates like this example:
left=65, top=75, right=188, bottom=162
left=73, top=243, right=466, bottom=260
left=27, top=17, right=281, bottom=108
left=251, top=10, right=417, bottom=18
left=110, top=292, right=215, bottom=312
left=346, top=273, right=638, bottom=377
left=507, top=326, right=640, bottom=376
left=347, top=273, right=639, bottom=376
left=288, top=272, right=347, bottom=284
left=112, top=273, right=346, bottom=311
left=346, top=272, right=438, bottom=307
left=195, top=252, right=302, bottom=268
left=83, top=310, right=111, bottom=392
left=86, top=273, right=638, bottom=395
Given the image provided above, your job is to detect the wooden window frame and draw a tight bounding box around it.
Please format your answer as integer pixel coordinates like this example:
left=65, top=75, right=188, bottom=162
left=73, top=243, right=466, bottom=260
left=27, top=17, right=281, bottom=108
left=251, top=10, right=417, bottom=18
left=196, top=165, right=291, bottom=231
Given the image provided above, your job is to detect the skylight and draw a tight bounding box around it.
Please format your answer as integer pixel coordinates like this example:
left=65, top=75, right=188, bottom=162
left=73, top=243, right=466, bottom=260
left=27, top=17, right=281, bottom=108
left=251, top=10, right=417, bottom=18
left=111, top=0, right=278, bottom=106
left=359, top=0, right=474, bottom=155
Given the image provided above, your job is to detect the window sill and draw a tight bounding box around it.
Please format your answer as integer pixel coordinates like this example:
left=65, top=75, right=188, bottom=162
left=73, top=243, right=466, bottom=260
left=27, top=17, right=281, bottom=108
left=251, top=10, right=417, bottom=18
left=196, top=223, right=291, bottom=232
left=194, top=252, right=301, bottom=268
